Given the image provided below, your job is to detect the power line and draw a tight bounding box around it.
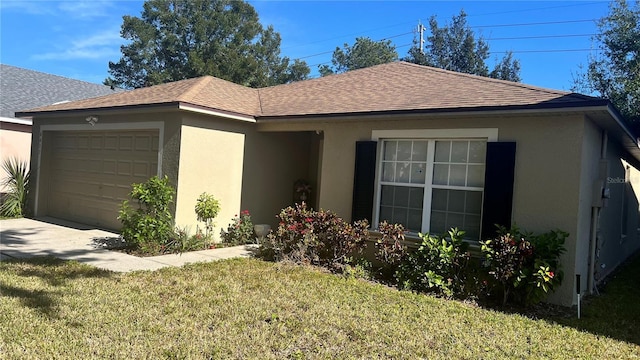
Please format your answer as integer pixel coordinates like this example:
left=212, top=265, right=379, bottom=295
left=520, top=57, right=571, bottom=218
left=292, top=19, right=599, bottom=62
left=490, top=48, right=601, bottom=55
left=296, top=33, right=414, bottom=61
left=487, top=34, right=596, bottom=41
left=297, top=30, right=600, bottom=63
left=280, top=21, right=414, bottom=51
left=286, top=8, right=603, bottom=69
left=379, top=31, right=414, bottom=41
left=469, top=1, right=604, bottom=18
left=306, top=46, right=602, bottom=69
left=473, top=19, right=597, bottom=29
left=306, top=43, right=414, bottom=68
left=297, top=50, right=334, bottom=60
left=279, top=2, right=601, bottom=52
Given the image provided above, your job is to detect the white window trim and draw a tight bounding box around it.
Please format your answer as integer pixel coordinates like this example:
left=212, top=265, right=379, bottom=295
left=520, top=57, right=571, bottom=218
left=372, top=128, right=498, bottom=142
left=35, top=121, right=165, bottom=216
left=371, top=128, right=498, bottom=236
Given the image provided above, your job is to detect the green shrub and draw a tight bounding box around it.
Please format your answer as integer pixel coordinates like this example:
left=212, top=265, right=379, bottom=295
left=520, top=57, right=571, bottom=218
left=342, top=257, right=373, bottom=280
left=258, top=203, right=369, bottom=273
left=0, top=157, right=30, bottom=218
left=118, top=176, right=175, bottom=253
left=220, top=210, right=255, bottom=245
left=397, top=228, right=470, bottom=298
left=194, top=192, right=220, bottom=242
left=480, top=226, right=567, bottom=306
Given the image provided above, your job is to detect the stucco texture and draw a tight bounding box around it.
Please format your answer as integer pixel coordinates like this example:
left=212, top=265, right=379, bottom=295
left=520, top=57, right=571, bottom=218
left=260, top=112, right=593, bottom=306
left=0, top=122, right=31, bottom=192
left=175, top=113, right=314, bottom=239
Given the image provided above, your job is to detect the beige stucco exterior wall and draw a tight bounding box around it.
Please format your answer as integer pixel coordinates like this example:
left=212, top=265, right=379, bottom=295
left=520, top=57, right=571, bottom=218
left=261, top=112, right=588, bottom=305
left=262, top=115, right=584, bottom=225
left=0, top=123, right=31, bottom=161
left=28, top=109, right=311, bottom=237
left=176, top=113, right=313, bottom=240
left=238, top=130, right=316, bottom=226
left=29, top=106, right=638, bottom=306
left=0, top=123, right=32, bottom=192
left=175, top=118, right=246, bottom=240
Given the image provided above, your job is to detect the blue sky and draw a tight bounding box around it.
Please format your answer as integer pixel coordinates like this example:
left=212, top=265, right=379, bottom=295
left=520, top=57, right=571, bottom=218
left=0, top=1, right=626, bottom=91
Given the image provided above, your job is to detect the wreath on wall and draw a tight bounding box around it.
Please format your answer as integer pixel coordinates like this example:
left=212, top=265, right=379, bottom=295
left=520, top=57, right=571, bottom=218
left=293, top=179, right=312, bottom=204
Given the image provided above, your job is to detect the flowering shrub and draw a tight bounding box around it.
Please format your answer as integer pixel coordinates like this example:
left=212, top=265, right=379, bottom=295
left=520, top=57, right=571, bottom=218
left=480, top=232, right=533, bottom=305
left=397, top=228, right=470, bottom=298
left=258, top=203, right=369, bottom=272
left=169, top=226, right=208, bottom=252
left=480, top=226, right=567, bottom=306
left=374, top=221, right=408, bottom=280
left=220, top=210, right=255, bottom=245
left=375, top=221, right=407, bottom=265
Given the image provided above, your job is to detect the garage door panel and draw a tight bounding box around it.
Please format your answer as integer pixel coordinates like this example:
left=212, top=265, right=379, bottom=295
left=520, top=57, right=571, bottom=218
left=133, top=161, right=151, bottom=177
left=49, top=194, right=121, bottom=228
left=90, top=135, right=104, bottom=149
left=47, top=130, right=160, bottom=230
left=118, top=135, right=134, bottom=150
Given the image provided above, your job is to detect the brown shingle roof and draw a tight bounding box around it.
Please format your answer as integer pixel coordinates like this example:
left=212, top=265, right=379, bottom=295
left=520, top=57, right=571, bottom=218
left=258, top=62, right=600, bottom=117
left=17, top=62, right=603, bottom=118
left=20, top=75, right=261, bottom=116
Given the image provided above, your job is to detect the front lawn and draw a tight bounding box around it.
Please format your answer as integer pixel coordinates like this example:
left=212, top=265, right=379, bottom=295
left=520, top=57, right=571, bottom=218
left=0, top=256, right=638, bottom=359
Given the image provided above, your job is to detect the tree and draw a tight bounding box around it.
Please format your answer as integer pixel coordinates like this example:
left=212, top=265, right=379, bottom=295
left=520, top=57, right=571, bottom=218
left=572, top=0, right=639, bottom=122
left=106, top=0, right=309, bottom=89
left=319, top=37, right=398, bottom=76
left=490, top=51, right=521, bottom=82
left=404, top=10, right=521, bottom=82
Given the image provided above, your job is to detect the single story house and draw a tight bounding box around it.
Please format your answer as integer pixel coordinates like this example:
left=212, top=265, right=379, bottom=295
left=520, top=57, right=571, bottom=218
left=0, top=64, right=121, bottom=192
left=17, top=62, right=640, bottom=306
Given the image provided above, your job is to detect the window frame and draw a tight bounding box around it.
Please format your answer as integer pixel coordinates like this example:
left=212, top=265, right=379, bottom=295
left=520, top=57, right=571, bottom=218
left=371, top=129, right=498, bottom=237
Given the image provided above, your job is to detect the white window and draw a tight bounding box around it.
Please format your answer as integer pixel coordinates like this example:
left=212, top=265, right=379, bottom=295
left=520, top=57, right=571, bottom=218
left=376, top=138, right=487, bottom=239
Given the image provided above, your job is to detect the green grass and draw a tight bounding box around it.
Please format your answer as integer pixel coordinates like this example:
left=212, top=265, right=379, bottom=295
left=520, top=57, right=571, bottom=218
left=550, top=254, right=640, bottom=344
left=1, top=257, right=638, bottom=359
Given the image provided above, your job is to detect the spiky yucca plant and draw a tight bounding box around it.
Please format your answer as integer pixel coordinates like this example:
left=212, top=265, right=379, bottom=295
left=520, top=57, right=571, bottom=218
left=1, top=157, right=30, bottom=217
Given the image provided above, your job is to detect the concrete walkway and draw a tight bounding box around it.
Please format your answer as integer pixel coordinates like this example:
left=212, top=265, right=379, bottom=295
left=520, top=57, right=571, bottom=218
left=0, top=217, right=255, bottom=272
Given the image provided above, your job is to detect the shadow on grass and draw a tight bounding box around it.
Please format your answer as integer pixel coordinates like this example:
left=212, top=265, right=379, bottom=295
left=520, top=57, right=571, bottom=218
left=345, top=249, right=640, bottom=347
left=0, top=256, right=113, bottom=317
left=526, top=253, right=640, bottom=347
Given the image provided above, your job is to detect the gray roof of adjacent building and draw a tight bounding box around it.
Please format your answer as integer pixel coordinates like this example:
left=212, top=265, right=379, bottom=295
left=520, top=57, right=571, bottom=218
left=0, top=64, right=123, bottom=119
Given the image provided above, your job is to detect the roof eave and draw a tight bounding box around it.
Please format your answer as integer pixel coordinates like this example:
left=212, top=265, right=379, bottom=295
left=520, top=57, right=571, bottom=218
left=15, top=101, right=257, bottom=122
left=0, top=116, right=33, bottom=126
left=15, top=102, right=181, bottom=118
left=596, top=102, right=640, bottom=165
left=256, top=100, right=611, bottom=122
left=178, top=103, right=256, bottom=122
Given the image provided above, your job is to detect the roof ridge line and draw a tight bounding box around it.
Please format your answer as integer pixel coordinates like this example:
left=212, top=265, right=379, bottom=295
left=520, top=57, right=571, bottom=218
left=397, top=61, right=572, bottom=97
left=177, top=76, right=213, bottom=102
left=257, top=88, right=265, bottom=115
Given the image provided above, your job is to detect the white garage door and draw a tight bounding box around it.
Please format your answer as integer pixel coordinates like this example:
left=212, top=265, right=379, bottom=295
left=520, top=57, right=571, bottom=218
left=47, top=130, right=160, bottom=230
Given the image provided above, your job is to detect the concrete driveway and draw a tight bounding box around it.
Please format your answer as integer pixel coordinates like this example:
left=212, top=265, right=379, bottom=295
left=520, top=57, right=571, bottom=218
left=0, top=217, right=254, bottom=272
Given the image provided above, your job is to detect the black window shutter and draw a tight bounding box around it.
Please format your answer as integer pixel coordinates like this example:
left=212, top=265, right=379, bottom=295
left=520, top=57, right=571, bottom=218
left=481, top=142, right=516, bottom=239
left=352, top=141, right=378, bottom=222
